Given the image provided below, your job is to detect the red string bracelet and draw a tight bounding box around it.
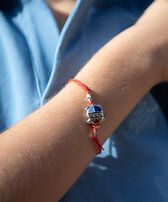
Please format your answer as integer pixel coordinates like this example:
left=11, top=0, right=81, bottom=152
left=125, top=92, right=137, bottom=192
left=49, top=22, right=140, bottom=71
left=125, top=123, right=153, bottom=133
left=67, top=79, right=105, bottom=155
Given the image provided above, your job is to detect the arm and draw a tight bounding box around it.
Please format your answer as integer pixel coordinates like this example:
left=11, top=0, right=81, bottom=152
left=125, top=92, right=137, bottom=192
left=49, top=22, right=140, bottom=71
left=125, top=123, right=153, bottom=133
left=0, top=1, right=167, bottom=201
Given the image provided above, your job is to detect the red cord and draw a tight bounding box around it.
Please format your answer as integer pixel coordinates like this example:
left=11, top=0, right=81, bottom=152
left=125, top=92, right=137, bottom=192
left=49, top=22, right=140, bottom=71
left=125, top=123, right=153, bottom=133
left=68, top=79, right=104, bottom=155
left=91, top=135, right=104, bottom=154
left=68, top=79, right=94, bottom=105
left=91, top=125, right=103, bottom=154
left=68, top=79, right=90, bottom=94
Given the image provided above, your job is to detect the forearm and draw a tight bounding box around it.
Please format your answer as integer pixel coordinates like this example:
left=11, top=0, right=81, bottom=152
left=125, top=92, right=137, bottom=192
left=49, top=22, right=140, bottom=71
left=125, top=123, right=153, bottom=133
left=0, top=26, right=162, bottom=202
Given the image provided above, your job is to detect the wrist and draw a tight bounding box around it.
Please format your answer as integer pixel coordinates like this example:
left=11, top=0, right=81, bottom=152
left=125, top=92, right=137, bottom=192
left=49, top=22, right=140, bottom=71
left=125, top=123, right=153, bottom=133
left=74, top=25, right=162, bottom=142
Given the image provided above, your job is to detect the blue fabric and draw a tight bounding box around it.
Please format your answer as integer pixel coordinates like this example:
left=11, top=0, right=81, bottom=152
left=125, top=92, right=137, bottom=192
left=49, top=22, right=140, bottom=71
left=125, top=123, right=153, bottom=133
left=0, top=0, right=168, bottom=201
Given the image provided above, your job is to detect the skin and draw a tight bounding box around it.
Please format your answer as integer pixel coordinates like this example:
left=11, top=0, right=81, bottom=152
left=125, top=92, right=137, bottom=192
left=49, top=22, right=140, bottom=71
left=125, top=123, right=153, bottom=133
left=0, top=0, right=168, bottom=201
left=47, top=0, right=76, bottom=30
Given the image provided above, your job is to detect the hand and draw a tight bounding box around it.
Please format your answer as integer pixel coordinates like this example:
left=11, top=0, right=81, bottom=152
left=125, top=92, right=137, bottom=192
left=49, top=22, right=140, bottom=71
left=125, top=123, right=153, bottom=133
left=133, top=0, right=168, bottom=82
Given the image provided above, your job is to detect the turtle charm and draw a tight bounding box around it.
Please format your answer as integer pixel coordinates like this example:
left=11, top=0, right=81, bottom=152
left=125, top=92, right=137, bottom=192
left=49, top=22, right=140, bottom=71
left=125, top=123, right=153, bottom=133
left=86, top=104, right=104, bottom=125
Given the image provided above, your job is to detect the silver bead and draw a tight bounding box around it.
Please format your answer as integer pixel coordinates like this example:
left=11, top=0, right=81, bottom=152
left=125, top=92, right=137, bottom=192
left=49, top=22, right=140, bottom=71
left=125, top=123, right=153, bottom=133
left=86, top=93, right=93, bottom=102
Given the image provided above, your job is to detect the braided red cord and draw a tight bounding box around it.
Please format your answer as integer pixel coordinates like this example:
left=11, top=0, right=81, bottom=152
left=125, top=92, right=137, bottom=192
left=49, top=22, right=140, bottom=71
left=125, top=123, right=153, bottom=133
left=68, top=78, right=103, bottom=155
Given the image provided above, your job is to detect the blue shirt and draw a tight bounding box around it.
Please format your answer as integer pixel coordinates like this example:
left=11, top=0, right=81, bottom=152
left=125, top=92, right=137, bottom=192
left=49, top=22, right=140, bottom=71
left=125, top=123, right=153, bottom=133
left=0, top=0, right=168, bottom=201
